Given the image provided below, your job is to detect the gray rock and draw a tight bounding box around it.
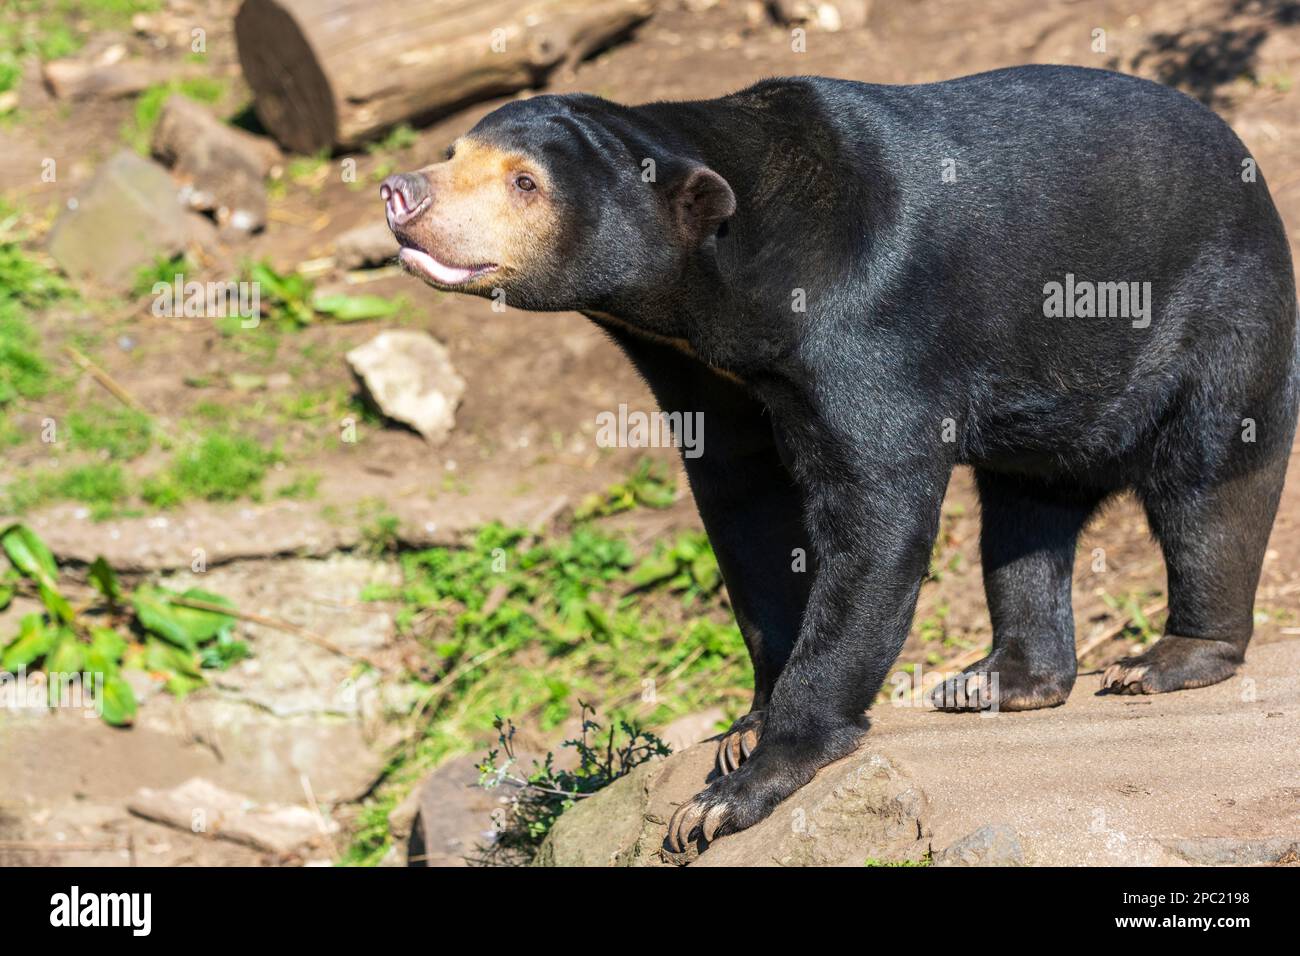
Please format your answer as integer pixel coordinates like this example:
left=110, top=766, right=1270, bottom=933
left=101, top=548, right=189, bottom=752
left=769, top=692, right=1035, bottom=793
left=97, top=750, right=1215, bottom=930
left=405, top=754, right=526, bottom=866
left=934, top=824, right=1024, bottom=866
left=535, top=739, right=930, bottom=867
left=127, top=777, right=337, bottom=856
left=1164, top=837, right=1300, bottom=865
left=767, top=0, right=872, bottom=31
left=46, top=150, right=190, bottom=291
left=346, top=331, right=465, bottom=444
left=152, top=96, right=278, bottom=234
left=43, top=56, right=186, bottom=100
left=334, top=221, right=399, bottom=270
left=658, top=707, right=725, bottom=754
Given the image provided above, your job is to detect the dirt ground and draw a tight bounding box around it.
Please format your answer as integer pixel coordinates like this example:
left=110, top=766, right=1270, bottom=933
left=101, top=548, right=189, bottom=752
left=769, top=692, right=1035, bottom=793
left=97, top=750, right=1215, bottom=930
left=3, top=0, right=1300, bottom=865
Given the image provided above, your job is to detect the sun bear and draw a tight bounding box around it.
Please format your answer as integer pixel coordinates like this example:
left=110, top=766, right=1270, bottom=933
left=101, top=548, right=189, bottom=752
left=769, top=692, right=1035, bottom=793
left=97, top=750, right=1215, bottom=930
left=381, top=65, right=1298, bottom=853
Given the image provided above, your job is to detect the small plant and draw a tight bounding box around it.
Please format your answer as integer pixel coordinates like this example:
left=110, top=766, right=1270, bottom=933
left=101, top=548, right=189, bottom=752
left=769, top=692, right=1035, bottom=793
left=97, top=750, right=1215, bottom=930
left=243, top=260, right=402, bottom=329
left=7, top=463, right=130, bottom=519
left=0, top=523, right=241, bottom=726
left=574, top=457, right=678, bottom=520
left=141, top=430, right=281, bottom=506
left=864, top=854, right=933, bottom=867
left=474, top=703, right=671, bottom=864
left=623, top=531, right=722, bottom=599
left=0, top=240, right=73, bottom=407
left=68, top=405, right=153, bottom=460
left=131, top=252, right=191, bottom=299
left=1100, top=591, right=1164, bottom=645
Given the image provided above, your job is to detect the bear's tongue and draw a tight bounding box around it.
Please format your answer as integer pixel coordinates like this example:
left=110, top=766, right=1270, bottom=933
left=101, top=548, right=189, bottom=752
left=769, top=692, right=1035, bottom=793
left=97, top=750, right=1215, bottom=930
left=399, top=247, right=478, bottom=285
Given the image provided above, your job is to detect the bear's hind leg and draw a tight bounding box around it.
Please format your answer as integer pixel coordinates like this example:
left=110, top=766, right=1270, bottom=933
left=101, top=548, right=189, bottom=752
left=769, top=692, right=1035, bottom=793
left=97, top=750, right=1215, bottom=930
left=932, top=469, right=1105, bottom=712
left=1103, top=455, right=1289, bottom=695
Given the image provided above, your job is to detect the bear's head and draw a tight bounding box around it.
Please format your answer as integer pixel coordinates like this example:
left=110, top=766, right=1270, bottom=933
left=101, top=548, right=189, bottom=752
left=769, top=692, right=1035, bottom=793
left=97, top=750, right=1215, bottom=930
left=379, top=94, right=735, bottom=318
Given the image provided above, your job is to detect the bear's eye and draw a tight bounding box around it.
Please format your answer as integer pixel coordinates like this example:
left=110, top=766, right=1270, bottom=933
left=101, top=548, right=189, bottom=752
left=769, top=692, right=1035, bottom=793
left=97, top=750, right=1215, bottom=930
left=514, top=174, right=537, bottom=193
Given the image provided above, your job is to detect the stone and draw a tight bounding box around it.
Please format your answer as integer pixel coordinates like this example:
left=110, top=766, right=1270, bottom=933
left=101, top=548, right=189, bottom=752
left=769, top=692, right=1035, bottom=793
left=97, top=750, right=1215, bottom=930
left=346, top=330, right=465, bottom=444
left=934, top=824, right=1024, bottom=866
left=535, top=739, right=930, bottom=867
left=1163, top=837, right=1300, bottom=866
left=334, top=221, right=400, bottom=270
left=127, top=777, right=337, bottom=856
left=767, top=0, right=871, bottom=31
left=151, top=96, right=279, bottom=234
left=46, top=150, right=190, bottom=292
left=657, top=707, right=725, bottom=754
left=405, top=754, right=522, bottom=866
left=43, top=56, right=186, bottom=100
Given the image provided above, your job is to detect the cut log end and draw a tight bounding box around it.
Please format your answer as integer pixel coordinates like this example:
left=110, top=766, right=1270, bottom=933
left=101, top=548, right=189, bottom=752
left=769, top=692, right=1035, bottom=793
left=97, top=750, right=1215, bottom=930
left=235, top=0, right=656, bottom=154
left=236, top=0, right=338, bottom=154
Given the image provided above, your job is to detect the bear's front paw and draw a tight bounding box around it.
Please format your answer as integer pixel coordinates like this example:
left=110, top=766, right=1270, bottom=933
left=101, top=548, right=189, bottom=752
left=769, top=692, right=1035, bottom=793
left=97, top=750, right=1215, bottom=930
left=664, top=751, right=800, bottom=853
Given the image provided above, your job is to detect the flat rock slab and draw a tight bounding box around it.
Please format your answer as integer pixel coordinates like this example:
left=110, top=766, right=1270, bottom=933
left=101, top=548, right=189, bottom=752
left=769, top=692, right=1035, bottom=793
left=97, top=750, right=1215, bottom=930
left=536, top=737, right=930, bottom=867
left=46, top=150, right=190, bottom=292
left=870, top=638, right=1300, bottom=866
left=537, top=639, right=1300, bottom=866
left=7, top=495, right=548, bottom=572
left=128, top=777, right=336, bottom=856
left=0, top=556, right=408, bottom=812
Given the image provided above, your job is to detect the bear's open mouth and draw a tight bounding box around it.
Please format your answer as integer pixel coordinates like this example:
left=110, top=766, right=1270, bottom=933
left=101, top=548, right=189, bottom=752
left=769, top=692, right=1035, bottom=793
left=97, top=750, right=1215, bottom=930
left=398, top=246, right=498, bottom=287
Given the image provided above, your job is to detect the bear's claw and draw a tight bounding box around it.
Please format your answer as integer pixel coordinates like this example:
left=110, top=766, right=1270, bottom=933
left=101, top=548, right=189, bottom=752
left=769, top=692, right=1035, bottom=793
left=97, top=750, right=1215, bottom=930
left=716, top=711, right=764, bottom=775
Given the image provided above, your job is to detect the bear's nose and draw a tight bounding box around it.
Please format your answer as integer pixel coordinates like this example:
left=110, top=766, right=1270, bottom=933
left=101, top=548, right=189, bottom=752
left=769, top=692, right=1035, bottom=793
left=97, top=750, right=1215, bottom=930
left=380, top=173, right=430, bottom=226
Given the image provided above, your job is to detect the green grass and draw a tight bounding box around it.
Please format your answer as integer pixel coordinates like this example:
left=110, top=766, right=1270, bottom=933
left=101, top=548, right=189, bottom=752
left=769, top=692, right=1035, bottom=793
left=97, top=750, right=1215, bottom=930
left=0, top=1, right=162, bottom=94
left=68, top=405, right=153, bottom=460
left=141, top=431, right=281, bottom=507
left=7, top=463, right=130, bottom=519
left=5, top=427, right=282, bottom=517
left=131, top=253, right=192, bottom=299
left=343, top=522, right=748, bottom=865
left=0, top=240, right=74, bottom=408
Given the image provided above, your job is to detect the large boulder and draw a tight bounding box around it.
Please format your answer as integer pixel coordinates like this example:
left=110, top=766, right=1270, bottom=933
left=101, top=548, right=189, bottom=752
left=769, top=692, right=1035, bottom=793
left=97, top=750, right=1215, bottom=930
left=535, top=738, right=931, bottom=867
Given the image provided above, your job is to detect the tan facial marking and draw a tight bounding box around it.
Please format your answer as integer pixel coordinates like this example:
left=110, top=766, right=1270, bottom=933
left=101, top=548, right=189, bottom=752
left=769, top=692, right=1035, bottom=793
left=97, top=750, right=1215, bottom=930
left=411, top=138, right=561, bottom=274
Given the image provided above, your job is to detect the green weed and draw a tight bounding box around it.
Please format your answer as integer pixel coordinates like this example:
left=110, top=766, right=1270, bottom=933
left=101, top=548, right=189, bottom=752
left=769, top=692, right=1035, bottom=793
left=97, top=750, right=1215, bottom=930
left=141, top=430, right=281, bottom=506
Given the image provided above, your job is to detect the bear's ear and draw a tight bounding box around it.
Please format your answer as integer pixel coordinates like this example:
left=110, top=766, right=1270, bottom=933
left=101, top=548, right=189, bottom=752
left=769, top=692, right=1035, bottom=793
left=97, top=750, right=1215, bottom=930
left=670, top=166, right=736, bottom=243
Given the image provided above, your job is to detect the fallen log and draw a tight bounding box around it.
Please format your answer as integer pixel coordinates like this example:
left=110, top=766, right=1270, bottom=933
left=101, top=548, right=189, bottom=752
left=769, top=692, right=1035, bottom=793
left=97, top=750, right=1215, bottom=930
left=234, top=0, right=656, bottom=154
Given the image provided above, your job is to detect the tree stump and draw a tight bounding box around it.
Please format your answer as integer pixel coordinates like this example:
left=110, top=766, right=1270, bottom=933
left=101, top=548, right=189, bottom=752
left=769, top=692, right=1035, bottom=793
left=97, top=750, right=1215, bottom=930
left=234, top=0, right=656, bottom=154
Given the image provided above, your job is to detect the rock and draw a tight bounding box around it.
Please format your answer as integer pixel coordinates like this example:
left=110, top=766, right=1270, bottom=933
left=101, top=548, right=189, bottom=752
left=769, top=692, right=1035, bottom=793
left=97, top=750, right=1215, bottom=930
left=767, top=0, right=871, bottom=31
left=151, top=96, right=279, bottom=234
left=934, top=824, right=1024, bottom=866
left=334, top=221, right=399, bottom=270
left=131, top=555, right=405, bottom=805
left=1163, top=837, right=1300, bottom=866
left=538, top=640, right=1300, bottom=866
left=42, top=48, right=194, bottom=100
left=346, top=331, right=466, bottom=444
left=405, top=754, right=522, bottom=866
left=535, top=739, right=930, bottom=867
left=46, top=150, right=190, bottom=292
left=127, top=777, right=337, bottom=856
left=657, top=707, right=726, bottom=754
